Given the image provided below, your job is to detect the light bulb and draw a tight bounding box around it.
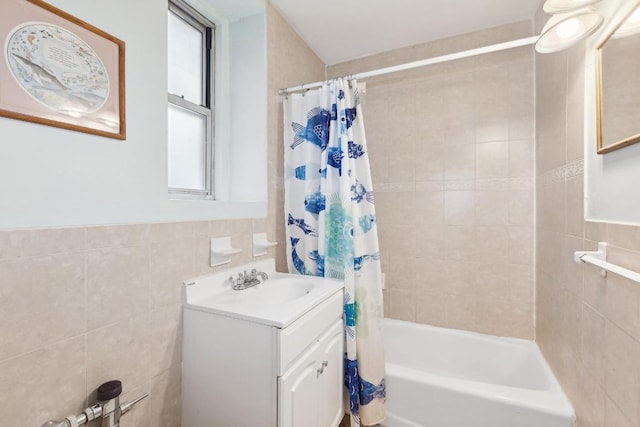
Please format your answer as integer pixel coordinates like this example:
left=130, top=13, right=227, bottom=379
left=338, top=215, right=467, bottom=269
left=555, top=17, right=582, bottom=38
left=536, top=8, right=604, bottom=53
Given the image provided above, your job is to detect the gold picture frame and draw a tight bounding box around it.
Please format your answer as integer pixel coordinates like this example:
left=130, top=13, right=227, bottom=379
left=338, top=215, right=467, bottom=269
left=595, top=6, right=640, bottom=154
left=0, top=0, right=126, bottom=140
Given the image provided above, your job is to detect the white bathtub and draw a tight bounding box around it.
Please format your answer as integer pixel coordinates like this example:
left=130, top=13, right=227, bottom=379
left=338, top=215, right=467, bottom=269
left=381, top=319, right=575, bottom=427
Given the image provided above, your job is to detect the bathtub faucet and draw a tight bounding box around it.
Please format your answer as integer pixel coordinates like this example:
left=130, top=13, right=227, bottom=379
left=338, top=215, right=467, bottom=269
left=230, top=268, right=269, bottom=290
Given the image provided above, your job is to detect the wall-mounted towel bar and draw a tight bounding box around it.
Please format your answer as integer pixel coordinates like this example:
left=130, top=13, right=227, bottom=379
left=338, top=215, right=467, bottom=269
left=574, top=242, right=640, bottom=283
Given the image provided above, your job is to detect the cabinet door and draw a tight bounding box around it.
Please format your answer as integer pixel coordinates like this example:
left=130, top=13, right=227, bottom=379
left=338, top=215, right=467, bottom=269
left=278, top=342, right=320, bottom=427
left=318, top=320, right=345, bottom=427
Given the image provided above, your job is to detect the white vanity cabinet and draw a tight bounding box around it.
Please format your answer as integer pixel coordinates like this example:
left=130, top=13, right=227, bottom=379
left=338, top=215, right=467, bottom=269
left=182, top=263, right=344, bottom=427
left=279, top=319, right=344, bottom=427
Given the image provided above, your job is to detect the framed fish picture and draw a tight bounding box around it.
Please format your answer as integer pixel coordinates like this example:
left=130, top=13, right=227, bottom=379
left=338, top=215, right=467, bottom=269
left=0, top=0, right=125, bottom=139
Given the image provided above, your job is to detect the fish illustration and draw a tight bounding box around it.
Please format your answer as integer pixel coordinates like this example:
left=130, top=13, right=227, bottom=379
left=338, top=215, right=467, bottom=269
left=308, top=250, right=321, bottom=261
left=342, top=107, right=357, bottom=129
left=359, top=378, right=386, bottom=405
left=308, top=250, right=325, bottom=277
left=331, top=104, right=357, bottom=130
left=343, top=292, right=357, bottom=340
left=358, top=214, right=376, bottom=234
left=344, top=292, right=357, bottom=328
left=290, top=107, right=330, bottom=151
left=9, top=53, right=102, bottom=113
left=345, top=359, right=358, bottom=419
left=9, top=53, right=67, bottom=90
left=290, top=237, right=309, bottom=275
left=284, top=163, right=326, bottom=181
left=344, top=358, right=361, bottom=421
left=353, top=86, right=362, bottom=106
left=287, top=214, right=318, bottom=236
left=327, top=147, right=344, bottom=175
left=351, top=179, right=375, bottom=204
left=354, top=252, right=381, bottom=272
left=304, top=190, right=326, bottom=215
left=348, top=141, right=366, bottom=159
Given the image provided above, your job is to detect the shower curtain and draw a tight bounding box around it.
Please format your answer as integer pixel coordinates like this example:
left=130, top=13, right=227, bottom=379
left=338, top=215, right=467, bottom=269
left=283, top=78, right=386, bottom=426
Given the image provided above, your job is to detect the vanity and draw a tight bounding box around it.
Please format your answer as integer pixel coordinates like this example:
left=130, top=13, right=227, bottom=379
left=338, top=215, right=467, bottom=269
left=182, top=259, right=345, bottom=427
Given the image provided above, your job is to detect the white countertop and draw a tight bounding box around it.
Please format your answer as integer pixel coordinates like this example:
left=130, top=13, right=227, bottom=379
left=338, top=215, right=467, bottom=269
left=183, top=259, right=344, bottom=328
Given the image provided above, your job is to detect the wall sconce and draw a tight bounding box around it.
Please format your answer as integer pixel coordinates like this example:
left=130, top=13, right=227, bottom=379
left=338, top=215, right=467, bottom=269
left=536, top=7, right=605, bottom=53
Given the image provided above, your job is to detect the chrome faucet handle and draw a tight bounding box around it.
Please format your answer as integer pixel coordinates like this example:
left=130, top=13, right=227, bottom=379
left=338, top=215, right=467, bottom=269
left=120, top=393, right=148, bottom=415
left=255, top=269, right=268, bottom=281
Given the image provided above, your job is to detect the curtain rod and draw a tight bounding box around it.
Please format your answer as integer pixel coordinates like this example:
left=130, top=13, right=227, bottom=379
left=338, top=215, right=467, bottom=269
left=279, top=35, right=539, bottom=95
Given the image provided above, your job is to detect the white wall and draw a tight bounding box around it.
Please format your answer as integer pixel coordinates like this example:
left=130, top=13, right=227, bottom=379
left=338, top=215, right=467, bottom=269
left=229, top=14, right=267, bottom=202
left=0, top=0, right=267, bottom=230
left=584, top=0, right=640, bottom=224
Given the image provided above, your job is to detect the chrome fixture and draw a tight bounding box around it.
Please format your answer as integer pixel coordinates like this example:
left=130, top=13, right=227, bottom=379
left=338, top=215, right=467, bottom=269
left=229, top=268, right=269, bottom=290
left=317, top=359, right=329, bottom=376
left=41, top=380, right=148, bottom=427
left=536, top=7, right=604, bottom=53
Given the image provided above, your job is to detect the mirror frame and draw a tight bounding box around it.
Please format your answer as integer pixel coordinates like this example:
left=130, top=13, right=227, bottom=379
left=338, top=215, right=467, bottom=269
left=595, top=9, right=640, bottom=154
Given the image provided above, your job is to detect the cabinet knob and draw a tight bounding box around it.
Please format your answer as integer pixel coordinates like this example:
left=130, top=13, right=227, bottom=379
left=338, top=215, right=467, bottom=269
left=322, top=360, right=328, bottom=368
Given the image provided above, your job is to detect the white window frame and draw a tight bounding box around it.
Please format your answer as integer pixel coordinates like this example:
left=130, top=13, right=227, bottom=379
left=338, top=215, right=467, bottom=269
left=168, top=0, right=215, bottom=199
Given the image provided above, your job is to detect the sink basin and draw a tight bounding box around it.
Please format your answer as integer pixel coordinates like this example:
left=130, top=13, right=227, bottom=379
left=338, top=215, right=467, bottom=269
left=217, top=278, right=314, bottom=305
left=183, top=259, right=344, bottom=328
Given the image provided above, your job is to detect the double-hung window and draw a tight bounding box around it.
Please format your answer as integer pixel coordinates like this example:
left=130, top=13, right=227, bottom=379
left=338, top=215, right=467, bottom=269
left=167, top=0, right=215, bottom=198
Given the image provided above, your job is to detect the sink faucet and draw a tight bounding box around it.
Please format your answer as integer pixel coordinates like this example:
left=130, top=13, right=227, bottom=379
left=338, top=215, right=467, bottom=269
left=230, top=268, right=269, bottom=290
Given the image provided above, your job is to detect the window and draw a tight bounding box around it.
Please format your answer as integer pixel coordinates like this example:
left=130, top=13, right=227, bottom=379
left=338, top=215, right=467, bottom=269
left=167, top=0, right=215, bottom=198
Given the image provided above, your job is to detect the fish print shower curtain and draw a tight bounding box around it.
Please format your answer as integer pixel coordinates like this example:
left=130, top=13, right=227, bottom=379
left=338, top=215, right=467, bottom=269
left=283, top=79, right=386, bottom=426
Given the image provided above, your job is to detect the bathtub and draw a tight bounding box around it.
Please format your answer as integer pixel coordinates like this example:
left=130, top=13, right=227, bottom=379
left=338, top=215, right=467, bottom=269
left=381, top=319, right=575, bottom=427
